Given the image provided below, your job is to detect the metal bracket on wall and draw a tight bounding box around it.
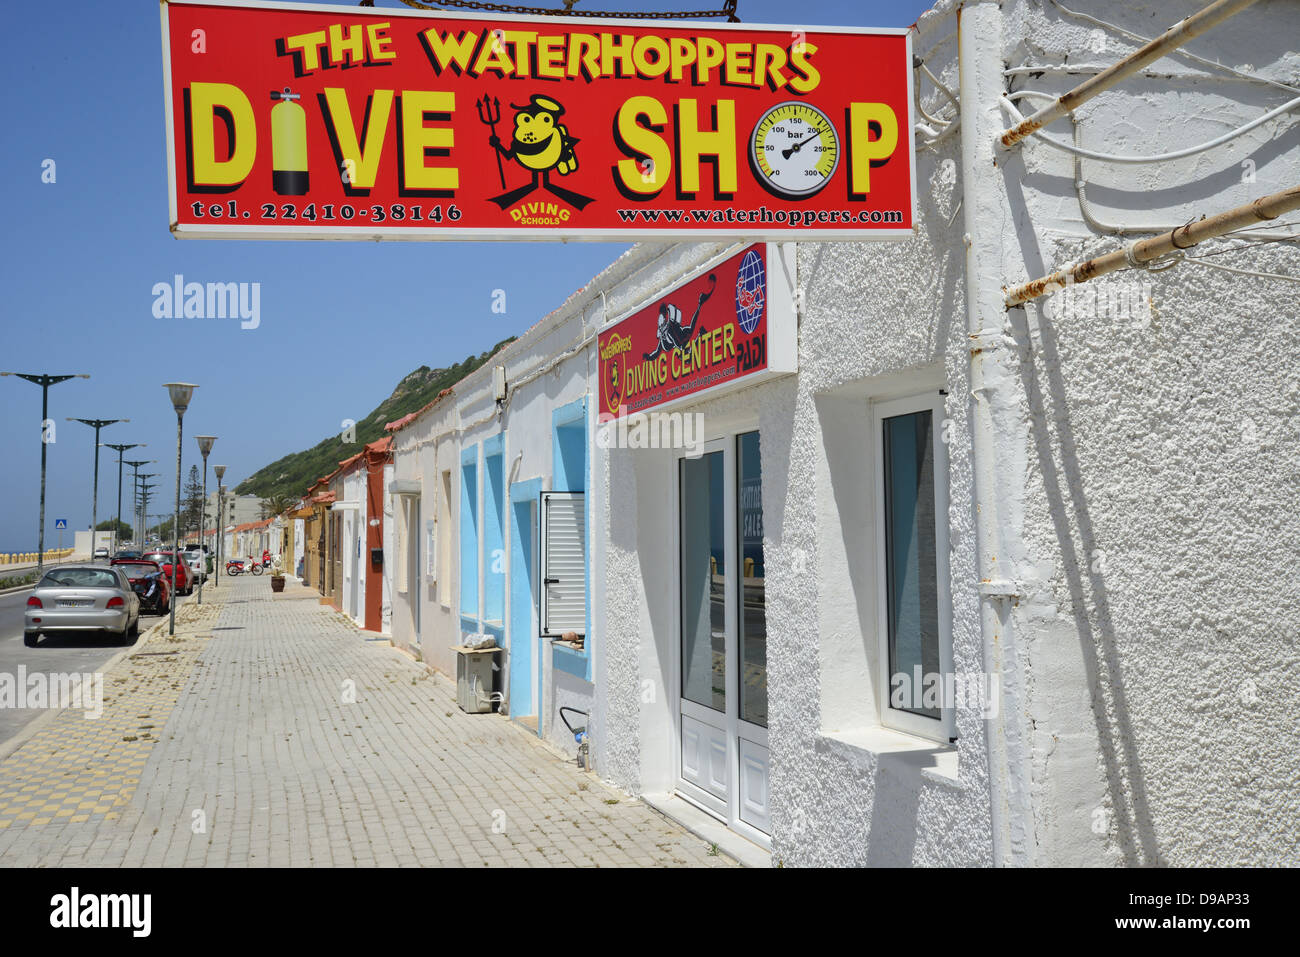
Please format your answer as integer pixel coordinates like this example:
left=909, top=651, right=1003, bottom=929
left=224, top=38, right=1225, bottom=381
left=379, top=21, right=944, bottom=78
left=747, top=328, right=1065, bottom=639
left=979, top=579, right=1022, bottom=599
left=968, top=330, right=1004, bottom=353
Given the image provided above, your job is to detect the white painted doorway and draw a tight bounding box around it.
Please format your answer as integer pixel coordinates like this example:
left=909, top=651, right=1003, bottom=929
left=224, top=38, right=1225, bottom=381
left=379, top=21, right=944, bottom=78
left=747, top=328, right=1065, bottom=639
left=676, top=432, right=770, bottom=844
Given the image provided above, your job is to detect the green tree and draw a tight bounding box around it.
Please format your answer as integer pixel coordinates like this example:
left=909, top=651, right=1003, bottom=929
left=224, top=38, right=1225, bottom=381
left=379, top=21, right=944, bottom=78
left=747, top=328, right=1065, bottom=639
left=260, top=493, right=294, bottom=519
left=182, top=465, right=204, bottom=537
left=95, top=518, right=132, bottom=543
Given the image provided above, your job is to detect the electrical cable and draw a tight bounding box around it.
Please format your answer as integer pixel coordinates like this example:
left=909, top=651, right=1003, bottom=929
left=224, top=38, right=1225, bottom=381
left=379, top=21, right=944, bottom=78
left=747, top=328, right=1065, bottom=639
left=1046, top=0, right=1300, bottom=98
left=1178, top=255, right=1300, bottom=283
left=1001, top=89, right=1300, bottom=165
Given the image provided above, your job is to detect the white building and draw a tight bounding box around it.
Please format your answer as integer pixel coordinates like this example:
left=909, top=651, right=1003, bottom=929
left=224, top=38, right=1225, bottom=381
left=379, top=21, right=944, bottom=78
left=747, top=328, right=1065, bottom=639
left=389, top=0, right=1298, bottom=867
left=388, top=283, right=600, bottom=754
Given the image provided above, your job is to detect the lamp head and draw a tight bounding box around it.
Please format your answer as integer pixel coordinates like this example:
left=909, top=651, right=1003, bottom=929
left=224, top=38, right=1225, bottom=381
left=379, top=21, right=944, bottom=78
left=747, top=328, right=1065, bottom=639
left=214, top=464, right=227, bottom=482
left=196, top=435, right=217, bottom=458
left=163, top=382, right=198, bottom=413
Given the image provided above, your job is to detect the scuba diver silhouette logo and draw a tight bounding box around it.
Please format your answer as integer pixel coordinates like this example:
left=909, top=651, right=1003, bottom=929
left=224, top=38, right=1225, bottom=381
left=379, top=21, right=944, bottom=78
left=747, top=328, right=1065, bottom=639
left=643, top=274, right=717, bottom=361
left=479, top=94, right=595, bottom=211
left=605, top=355, right=623, bottom=415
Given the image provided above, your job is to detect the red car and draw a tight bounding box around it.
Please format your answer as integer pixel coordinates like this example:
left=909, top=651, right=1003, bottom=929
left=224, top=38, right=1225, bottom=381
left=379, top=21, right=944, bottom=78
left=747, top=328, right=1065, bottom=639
left=110, top=558, right=172, bottom=614
left=141, top=550, right=193, bottom=596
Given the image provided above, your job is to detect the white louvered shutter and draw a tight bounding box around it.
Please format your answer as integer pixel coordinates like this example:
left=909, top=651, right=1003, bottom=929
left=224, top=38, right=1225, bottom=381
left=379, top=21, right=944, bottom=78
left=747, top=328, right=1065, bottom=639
left=394, top=499, right=408, bottom=594
left=540, top=492, right=586, bottom=637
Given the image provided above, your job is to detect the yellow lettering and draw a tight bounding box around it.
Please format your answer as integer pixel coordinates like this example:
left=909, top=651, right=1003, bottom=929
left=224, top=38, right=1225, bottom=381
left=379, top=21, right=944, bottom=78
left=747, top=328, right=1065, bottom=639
left=632, top=35, right=671, bottom=78
left=537, top=35, right=566, bottom=79
left=400, top=91, right=457, bottom=191
left=848, top=102, right=898, bottom=194
left=473, top=33, right=516, bottom=76
left=601, top=33, right=635, bottom=76
left=615, top=96, right=672, bottom=196
left=282, top=30, right=327, bottom=73
left=322, top=87, right=394, bottom=189
left=789, top=40, right=821, bottom=93
left=567, top=34, right=601, bottom=80
left=366, top=22, right=396, bottom=61
left=187, top=82, right=256, bottom=187
left=668, top=38, right=697, bottom=83
left=754, top=43, right=788, bottom=90
left=420, top=29, right=478, bottom=74
left=724, top=42, right=754, bottom=85
left=695, top=38, right=724, bottom=83
left=677, top=98, right=737, bottom=196
left=327, top=23, right=365, bottom=66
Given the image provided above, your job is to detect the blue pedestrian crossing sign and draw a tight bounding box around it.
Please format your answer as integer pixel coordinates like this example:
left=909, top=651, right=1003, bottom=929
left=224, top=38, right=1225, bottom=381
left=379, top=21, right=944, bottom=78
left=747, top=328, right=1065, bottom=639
left=54, top=519, right=67, bottom=529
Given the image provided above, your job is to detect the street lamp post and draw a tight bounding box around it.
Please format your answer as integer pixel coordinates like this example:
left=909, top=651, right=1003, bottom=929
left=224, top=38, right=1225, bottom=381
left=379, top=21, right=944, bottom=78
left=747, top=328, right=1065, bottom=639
left=214, top=465, right=227, bottom=590
left=0, top=372, right=90, bottom=572
left=138, top=485, right=158, bottom=546
left=163, top=384, right=197, bottom=636
left=125, top=460, right=156, bottom=549
left=194, top=436, right=217, bottom=605
left=67, top=418, right=127, bottom=559
left=102, top=442, right=145, bottom=555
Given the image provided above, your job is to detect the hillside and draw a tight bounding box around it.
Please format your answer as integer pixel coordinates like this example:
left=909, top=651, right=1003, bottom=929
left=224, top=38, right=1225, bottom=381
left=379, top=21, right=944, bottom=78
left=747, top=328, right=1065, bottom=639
left=235, top=338, right=515, bottom=502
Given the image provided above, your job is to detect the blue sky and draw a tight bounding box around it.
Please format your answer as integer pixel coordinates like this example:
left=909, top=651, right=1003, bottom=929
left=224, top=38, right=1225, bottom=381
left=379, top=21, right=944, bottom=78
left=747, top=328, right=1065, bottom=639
left=0, top=0, right=933, bottom=551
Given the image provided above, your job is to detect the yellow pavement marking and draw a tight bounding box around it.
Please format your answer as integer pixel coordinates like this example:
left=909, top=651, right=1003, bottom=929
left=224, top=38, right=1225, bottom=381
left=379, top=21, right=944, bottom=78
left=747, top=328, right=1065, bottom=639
left=0, top=602, right=220, bottom=831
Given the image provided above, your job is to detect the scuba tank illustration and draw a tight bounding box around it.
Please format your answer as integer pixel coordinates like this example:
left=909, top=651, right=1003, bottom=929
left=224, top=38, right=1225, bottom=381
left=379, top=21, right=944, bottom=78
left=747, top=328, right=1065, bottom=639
left=270, top=88, right=309, bottom=196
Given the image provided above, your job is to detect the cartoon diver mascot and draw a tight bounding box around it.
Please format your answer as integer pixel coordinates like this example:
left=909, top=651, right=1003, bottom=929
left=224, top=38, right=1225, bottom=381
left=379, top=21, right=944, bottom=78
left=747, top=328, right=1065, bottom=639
left=487, top=95, right=595, bottom=211
left=643, top=274, right=717, bottom=361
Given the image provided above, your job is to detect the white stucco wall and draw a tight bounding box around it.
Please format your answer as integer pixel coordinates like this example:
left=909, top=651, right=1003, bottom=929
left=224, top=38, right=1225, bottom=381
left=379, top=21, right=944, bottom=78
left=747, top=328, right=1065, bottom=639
left=389, top=395, right=460, bottom=677
left=454, top=293, right=599, bottom=753
left=375, top=0, right=1298, bottom=866
left=991, top=0, right=1300, bottom=866
left=588, top=0, right=1300, bottom=866
left=380, top=463, right=393, bottom=634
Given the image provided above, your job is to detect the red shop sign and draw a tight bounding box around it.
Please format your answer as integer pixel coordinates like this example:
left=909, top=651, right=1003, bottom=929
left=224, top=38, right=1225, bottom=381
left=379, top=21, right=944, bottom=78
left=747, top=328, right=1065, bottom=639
left=597, top=243, right=796, bottom=421
left=161, top=1, right=915, bottom=241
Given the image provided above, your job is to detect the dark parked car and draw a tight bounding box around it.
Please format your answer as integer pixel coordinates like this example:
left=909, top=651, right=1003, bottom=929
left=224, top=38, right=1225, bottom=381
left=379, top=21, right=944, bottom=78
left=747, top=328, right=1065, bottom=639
left=114, top=550, right=142, bottom=561
left=24, top=565, right=140, bottom=647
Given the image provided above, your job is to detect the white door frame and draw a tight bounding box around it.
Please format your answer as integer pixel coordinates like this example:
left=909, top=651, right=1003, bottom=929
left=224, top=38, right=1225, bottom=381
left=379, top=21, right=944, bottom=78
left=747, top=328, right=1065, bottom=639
left=671, top=434, right=771, bottom=848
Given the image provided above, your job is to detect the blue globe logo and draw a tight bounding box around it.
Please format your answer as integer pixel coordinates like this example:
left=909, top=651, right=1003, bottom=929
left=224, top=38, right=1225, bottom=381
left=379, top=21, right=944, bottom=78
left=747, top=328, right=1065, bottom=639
left=734, top=250, right=766, bottom=334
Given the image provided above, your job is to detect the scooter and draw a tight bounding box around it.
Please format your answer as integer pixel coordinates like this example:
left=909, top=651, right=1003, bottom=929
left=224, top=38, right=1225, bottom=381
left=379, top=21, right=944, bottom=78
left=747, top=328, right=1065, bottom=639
left=131, top=571, right=170, bottom=614
left=225, top=558, right=263, bottom=576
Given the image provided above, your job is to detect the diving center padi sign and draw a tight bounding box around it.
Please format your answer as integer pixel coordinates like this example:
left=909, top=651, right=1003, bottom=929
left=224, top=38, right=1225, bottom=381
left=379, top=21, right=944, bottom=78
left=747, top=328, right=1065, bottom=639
left=159, top=1, right=914, bottom=241
left=597, top=244, right=796, bottom=421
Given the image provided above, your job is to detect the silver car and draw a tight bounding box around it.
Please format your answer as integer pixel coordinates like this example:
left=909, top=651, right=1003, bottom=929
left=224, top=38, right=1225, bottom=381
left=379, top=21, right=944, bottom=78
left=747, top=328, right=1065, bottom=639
left=23, top=565, right=140, bottom=648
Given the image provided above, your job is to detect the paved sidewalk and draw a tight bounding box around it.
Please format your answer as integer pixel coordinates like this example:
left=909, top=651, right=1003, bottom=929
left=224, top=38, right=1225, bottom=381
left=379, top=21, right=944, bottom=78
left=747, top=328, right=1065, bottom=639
left=0, top=574, right=733, bottom=867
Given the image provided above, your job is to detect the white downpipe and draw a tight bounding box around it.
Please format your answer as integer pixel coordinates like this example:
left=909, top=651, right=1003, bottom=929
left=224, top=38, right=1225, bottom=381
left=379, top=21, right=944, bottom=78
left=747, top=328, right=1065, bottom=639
left=958, top=0, right=1035, bottom=867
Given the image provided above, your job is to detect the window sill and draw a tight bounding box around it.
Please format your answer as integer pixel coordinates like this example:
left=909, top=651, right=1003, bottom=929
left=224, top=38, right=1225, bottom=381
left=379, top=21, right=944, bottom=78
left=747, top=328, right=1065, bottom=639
left=551, top=640, right=590, bottom=679
left=816, top=726, right=961, bottom=788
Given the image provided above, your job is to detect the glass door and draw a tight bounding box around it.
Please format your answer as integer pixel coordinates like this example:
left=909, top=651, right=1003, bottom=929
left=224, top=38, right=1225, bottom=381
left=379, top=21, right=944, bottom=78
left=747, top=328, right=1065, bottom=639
left=677, top=433, right=769, bottom=839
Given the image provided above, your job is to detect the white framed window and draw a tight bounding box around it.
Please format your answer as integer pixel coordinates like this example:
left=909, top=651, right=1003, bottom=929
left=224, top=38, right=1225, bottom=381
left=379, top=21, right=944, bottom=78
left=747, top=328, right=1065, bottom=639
left=425, top=518, right=437, bottom=580
left=872, top=392, right=954, bottom=742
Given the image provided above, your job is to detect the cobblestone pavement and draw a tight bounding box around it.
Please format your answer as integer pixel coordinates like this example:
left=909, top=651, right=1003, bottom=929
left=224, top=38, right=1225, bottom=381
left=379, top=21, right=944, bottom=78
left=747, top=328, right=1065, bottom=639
left=0, top=575, right=734, bottom=867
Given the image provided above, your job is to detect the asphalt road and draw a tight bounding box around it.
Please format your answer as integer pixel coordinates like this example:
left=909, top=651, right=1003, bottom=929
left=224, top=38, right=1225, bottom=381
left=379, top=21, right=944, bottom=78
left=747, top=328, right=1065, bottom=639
left=0, top=585, right=170, bottom=745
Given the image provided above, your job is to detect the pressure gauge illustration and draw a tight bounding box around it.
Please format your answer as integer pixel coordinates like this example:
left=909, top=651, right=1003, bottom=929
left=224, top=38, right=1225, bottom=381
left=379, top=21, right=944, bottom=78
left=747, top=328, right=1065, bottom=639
left=749, top=101, right=840, bottom=199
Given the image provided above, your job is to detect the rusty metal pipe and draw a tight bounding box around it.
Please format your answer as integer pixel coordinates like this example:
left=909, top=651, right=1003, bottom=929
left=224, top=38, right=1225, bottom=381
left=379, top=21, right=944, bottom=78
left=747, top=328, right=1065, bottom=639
left=1005, top=183, right=1300, bottom=306
left=996, top=0, right=1262, bottom=149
